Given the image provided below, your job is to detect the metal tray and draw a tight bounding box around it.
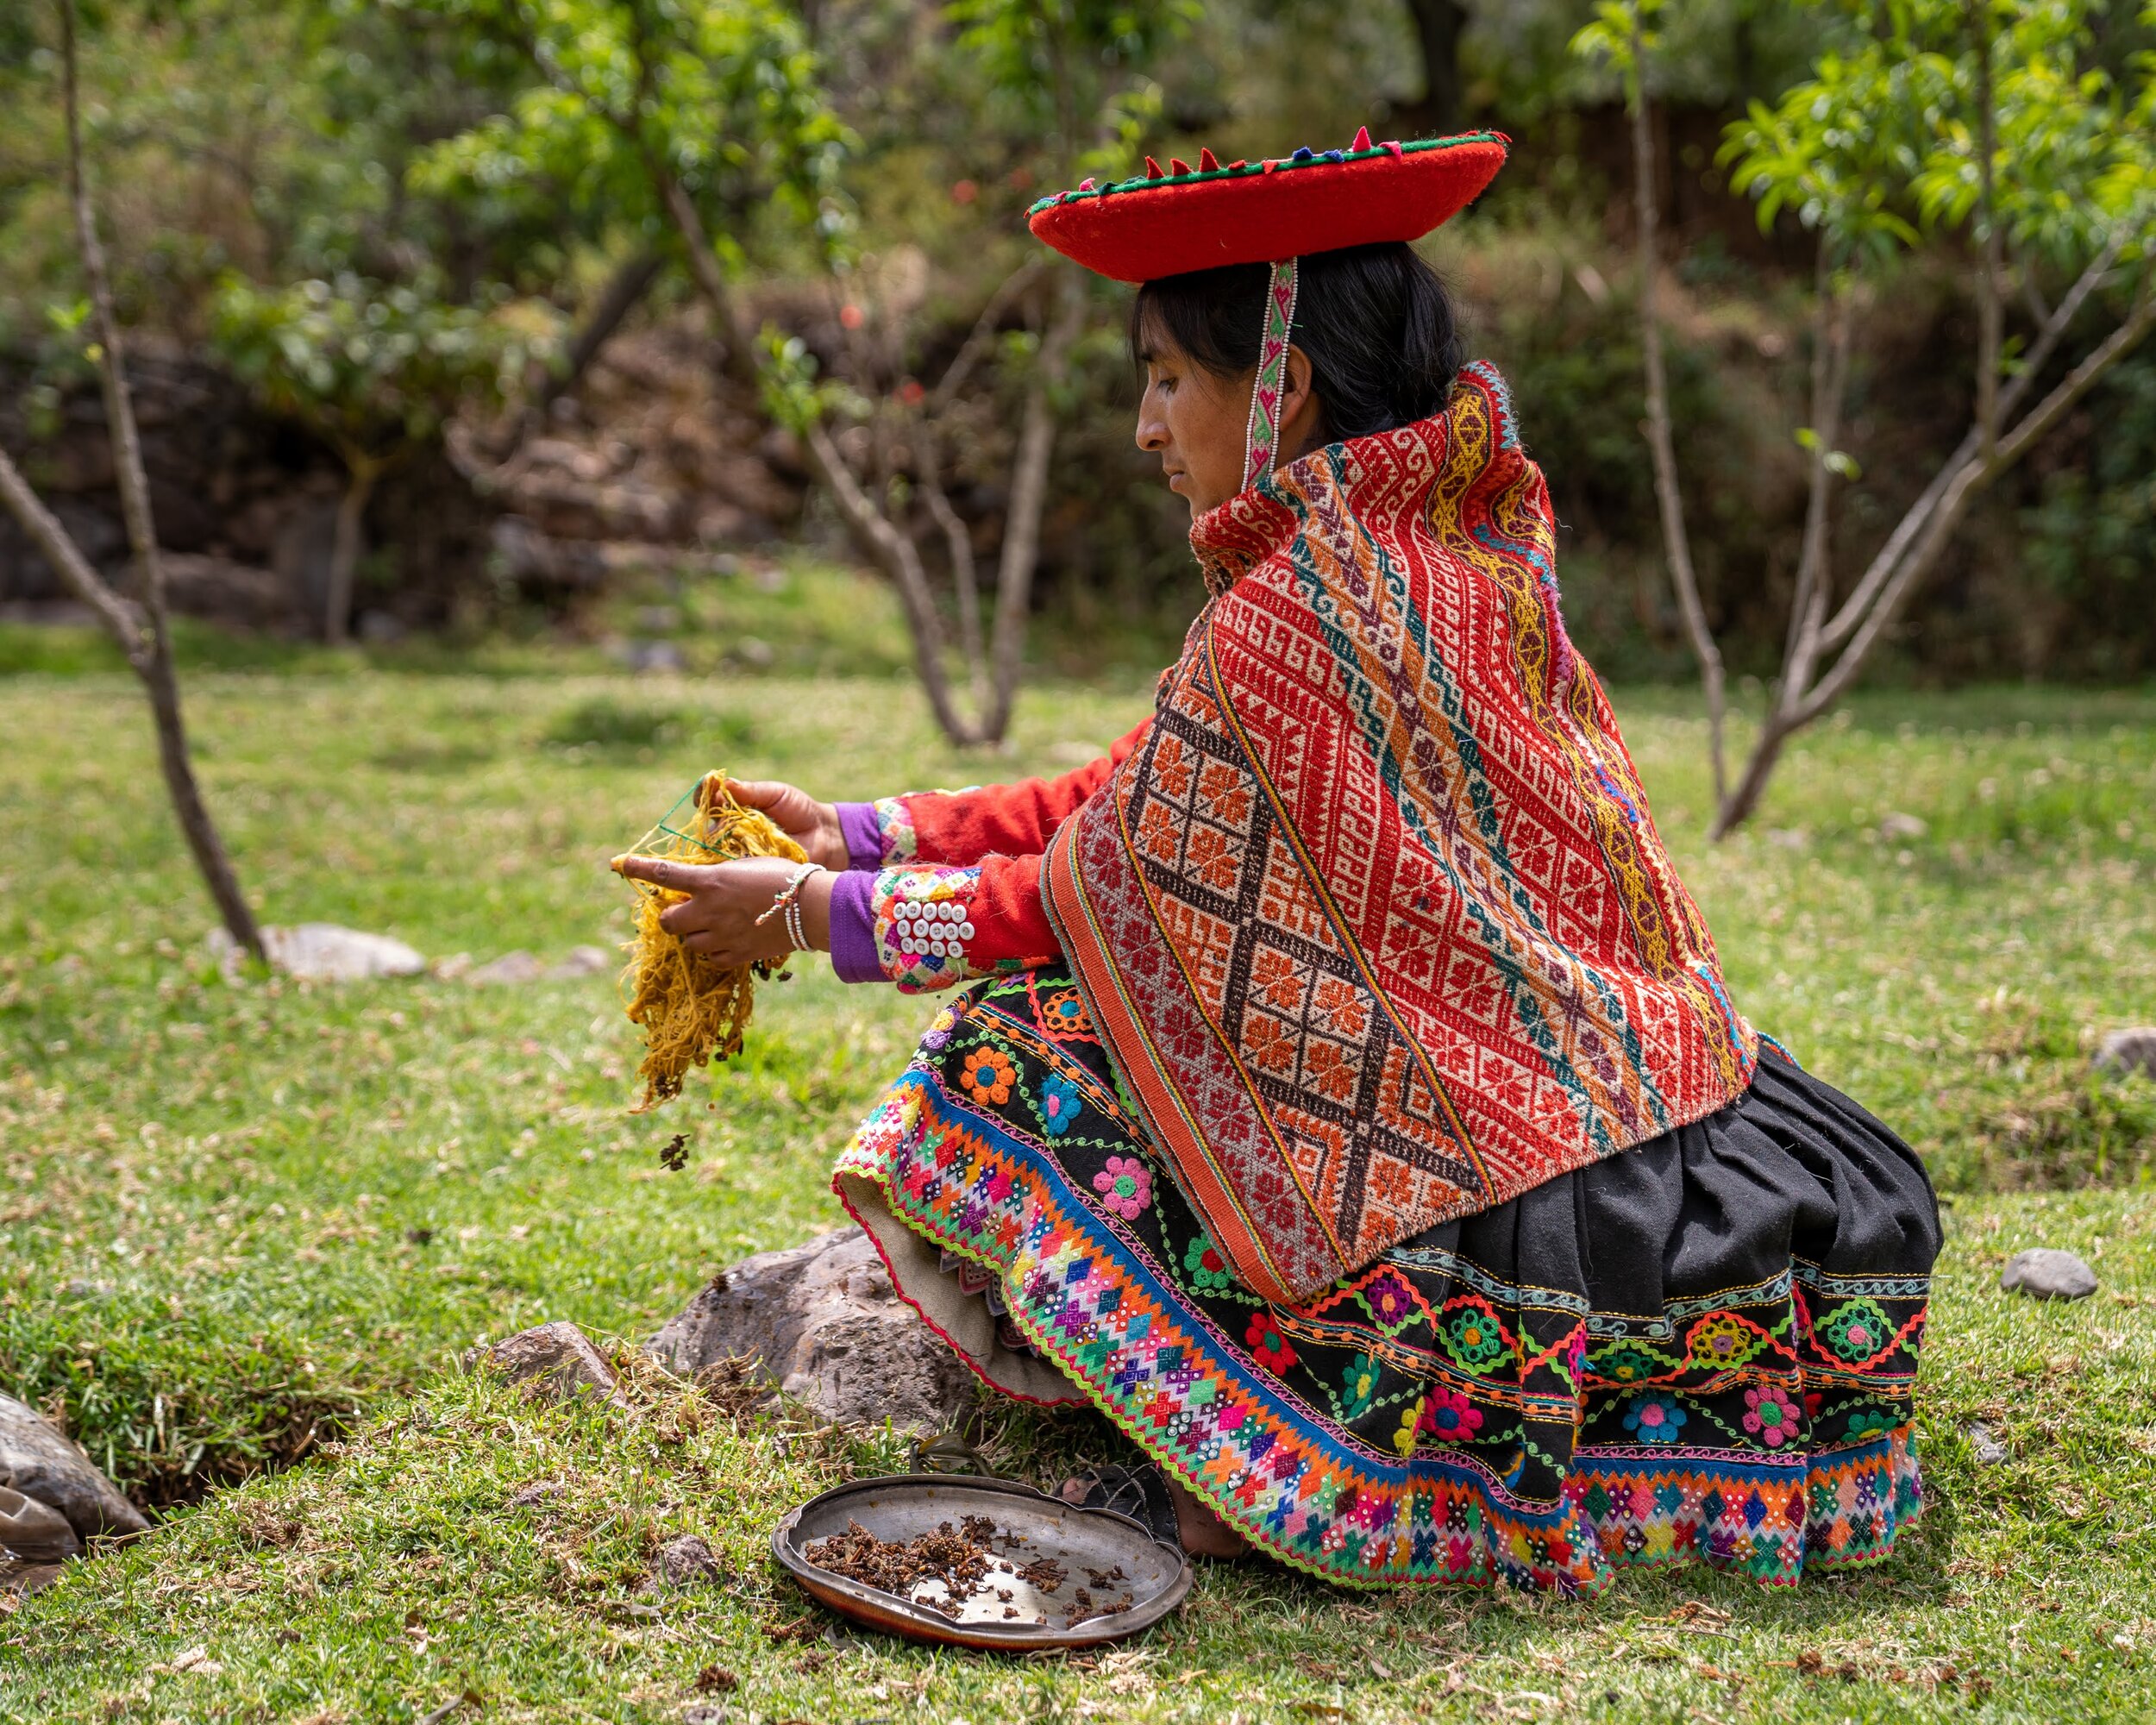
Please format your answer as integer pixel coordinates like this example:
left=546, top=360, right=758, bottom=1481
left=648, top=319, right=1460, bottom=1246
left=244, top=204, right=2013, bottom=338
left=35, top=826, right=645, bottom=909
left=772, top=1473, right=1192, bottom=1651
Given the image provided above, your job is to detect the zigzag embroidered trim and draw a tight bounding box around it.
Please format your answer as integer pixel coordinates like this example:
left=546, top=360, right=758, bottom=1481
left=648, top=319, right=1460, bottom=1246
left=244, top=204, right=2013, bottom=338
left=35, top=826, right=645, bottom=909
left=836, top=1067, right=1925, bottom=1592
left=1241, top=257, right=1300, bottom=494
left=872, top=866, right=989, bottom=993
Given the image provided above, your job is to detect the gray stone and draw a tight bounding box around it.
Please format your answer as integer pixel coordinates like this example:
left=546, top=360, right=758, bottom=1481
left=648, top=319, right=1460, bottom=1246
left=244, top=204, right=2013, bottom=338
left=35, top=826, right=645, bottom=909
left=474, top=1321, right=630, bottom=1409
left=207, top=923, right=427, bottom=983
left=1965, top=1422, right=2009, bottom=1466
left=645, top=1226, right=976, bottom=1433
left=0, top=1485, right=83, bottom=1562
left=2001, top=1247, right=2098, bottom=1302
left=2095, top=1028, right=2156, bottom=1082
left=547, top=944, right=614, bottom=980
left=627, top=639, right=686, bottom=674
left=467, top=950, right=547, bottom=986
left=0, top=1394, right=150, bottom=1544
left=655, top=1533, right=726, bottom=1587
left=0, top=1559, right=64, bottom=1596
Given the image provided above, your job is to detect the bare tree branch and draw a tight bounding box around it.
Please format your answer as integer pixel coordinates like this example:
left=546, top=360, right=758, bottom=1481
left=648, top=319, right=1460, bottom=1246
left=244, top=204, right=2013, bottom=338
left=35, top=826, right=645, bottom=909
left=1779, top=267, right=1854, bottom=702
left=37, top=0, right=264, bottom=957
left=0, top=447, right=146, bottom=657
left=1796, top=284, right=2155, bottom=725
left=66, top=0, right=165, bottom=628
left=1626, top=17, right=1727, bottom=807
left=931, top=260, right=1045, bottom=411
left=982, top=264, right=1086, bottom=741
left=1816, top=222, right=2131, bottom=655
left=917, top=438, right=987, bottom=710
left=1710, top=277, right=2154, bottom=835
left=1971, top=0, right=2002, bottom=454
left=649, top=166, right=981, bottom=742
left=2011, top=239, right=2053, bottom=327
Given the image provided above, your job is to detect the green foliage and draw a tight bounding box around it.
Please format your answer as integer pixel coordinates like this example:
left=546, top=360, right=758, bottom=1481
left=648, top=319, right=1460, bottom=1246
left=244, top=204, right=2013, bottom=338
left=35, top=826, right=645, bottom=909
left=404, top=0, right=848, bottom=267
left=1720, top=0, right=2156, bottom=271
left=946, top=0, right=1198, bottom=145
left=209, top=273, right=550, bottom=464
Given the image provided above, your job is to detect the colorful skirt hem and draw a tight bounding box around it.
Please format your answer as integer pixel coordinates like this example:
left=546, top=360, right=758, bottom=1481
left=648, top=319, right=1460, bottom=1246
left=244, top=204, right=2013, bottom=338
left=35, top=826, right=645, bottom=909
left=833, top=969, right=1938, bottom=1595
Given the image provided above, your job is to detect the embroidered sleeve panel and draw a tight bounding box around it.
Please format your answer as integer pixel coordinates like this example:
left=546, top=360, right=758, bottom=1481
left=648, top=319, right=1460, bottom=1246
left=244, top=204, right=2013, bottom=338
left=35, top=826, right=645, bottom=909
left=870, top=856, right=1061, bottom=992
left=872, top=866, right=990, bottom=991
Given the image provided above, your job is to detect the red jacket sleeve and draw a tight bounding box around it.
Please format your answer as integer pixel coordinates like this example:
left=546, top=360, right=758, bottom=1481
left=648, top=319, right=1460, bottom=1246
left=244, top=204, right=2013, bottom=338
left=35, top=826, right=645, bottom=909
left=830, top=852, right=1062, bottom=991
left=840, top=718, right=1151, bottom=869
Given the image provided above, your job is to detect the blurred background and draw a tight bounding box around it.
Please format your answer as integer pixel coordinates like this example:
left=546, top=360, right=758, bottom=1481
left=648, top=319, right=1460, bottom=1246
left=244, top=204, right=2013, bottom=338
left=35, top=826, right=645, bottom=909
left=3, top=0, right=2150, bottom=695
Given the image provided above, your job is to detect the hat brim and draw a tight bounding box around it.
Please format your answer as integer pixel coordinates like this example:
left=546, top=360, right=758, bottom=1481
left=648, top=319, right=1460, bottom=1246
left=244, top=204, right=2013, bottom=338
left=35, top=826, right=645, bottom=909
left=1028, top=134, right=1508, bottom=285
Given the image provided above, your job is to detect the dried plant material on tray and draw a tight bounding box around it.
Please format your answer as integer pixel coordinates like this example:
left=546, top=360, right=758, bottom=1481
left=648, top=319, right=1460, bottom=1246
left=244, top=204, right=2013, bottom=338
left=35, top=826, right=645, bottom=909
left=616, top=771, right=805, bottom=1111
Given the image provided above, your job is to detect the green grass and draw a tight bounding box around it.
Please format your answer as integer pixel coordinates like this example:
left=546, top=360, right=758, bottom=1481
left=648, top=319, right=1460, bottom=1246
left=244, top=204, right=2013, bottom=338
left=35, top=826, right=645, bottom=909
left=3, top=616, right=2154, bottom=1719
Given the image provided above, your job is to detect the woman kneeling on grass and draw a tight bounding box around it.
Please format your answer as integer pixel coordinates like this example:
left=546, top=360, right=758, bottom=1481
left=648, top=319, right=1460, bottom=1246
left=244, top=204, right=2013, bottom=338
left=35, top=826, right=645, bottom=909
left=616, top=134, right=1940, bottom=1594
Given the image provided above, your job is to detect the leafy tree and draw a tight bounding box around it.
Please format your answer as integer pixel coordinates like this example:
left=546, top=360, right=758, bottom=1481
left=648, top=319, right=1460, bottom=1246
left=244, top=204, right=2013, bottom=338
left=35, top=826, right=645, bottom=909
left=210, top=273, right=548, bottom=643
left=414, top=0, right=1191, bottom=745
left=1576, top=0, right=2156, bottom=834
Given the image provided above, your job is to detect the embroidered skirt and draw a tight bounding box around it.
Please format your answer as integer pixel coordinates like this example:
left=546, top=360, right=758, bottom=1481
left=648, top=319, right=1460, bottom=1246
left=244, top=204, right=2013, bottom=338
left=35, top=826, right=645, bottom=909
left=834, top=967, right=1940, bottom=1594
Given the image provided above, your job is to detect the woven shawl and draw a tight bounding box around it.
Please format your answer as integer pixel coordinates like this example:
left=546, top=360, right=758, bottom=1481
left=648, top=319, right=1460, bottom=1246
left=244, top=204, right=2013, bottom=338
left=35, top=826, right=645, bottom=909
left=1041, top=362, right=1758, bottom=1304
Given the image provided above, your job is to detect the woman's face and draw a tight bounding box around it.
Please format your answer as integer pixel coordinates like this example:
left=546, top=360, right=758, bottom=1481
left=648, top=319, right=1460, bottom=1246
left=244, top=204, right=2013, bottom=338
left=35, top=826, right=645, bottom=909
left=1134, top=330, right=1319, bottom=522
left=1134, top=336, right=1251, bottom=520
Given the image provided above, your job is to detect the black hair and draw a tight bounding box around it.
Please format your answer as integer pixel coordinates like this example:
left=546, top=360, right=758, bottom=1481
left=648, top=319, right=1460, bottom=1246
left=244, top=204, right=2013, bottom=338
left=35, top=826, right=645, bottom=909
left=1129, top=241, right=1465, bottom=444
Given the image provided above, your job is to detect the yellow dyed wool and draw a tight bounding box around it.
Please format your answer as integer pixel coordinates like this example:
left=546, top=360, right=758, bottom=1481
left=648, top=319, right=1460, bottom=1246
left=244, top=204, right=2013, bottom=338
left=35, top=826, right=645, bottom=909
left=620, top=772, right=805, bottom=1111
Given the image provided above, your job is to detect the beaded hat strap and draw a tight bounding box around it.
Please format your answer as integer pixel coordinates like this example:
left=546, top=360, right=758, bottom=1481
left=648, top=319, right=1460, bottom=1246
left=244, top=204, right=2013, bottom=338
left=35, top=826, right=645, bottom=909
left=1241, top=256, right=1300, bottom=491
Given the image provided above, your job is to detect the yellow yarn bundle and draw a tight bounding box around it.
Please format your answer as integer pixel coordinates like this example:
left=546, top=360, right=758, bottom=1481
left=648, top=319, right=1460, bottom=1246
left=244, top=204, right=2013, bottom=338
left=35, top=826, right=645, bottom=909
left=619, top=772, right=805, bottom=1112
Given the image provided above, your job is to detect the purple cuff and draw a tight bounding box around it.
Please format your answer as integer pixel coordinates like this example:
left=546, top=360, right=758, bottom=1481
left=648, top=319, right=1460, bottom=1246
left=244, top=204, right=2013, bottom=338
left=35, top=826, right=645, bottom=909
left=827, top=870, right=884, bottom=982
left=836, top=801, right=885, bottom=872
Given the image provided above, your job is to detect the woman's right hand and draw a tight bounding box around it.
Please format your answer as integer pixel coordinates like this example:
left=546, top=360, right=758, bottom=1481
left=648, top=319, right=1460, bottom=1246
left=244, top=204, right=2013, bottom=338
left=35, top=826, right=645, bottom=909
left=723, top=777, right=851, bottom=873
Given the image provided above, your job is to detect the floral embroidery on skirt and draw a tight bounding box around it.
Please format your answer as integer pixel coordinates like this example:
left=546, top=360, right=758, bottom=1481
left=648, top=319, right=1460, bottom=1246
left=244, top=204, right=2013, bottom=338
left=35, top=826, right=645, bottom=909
left=835, top=967, right=1940, bottom=1593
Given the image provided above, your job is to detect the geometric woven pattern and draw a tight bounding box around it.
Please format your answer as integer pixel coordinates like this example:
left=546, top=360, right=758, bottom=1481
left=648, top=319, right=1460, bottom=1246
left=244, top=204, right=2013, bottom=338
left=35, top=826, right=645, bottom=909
left=1044, top=363, right=1758, bottom=1302
left=834, top=970, right=1927, bottom=1592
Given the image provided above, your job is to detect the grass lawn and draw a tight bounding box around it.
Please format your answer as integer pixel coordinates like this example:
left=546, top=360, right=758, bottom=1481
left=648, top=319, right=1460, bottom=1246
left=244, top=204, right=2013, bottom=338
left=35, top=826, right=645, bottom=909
left=3, top=572, right=2154, bottom=1722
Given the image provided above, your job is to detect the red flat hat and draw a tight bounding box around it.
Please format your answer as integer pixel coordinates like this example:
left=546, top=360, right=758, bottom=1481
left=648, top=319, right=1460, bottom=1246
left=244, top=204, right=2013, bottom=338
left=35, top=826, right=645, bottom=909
left=1028, top=129, right=1508, bottom=284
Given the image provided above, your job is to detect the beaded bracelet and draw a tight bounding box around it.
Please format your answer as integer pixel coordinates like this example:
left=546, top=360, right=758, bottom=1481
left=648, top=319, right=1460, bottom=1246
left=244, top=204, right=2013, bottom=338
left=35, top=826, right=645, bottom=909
left=754, top=862, right=824, bottom=951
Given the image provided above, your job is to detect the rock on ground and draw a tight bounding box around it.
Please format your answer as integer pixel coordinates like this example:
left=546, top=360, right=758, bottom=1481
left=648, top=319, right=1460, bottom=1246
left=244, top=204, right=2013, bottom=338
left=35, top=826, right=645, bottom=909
left=0, top=1394, right=151, bottom=1545
left=473, top=1321, right=630, bottom=1409
left=655, top=1533, right=726, bottom=1587
left=467, top=950, right=548, bottom=986
left=1965, top=1422, right=2010, bottom=1466
left=207, top=923, right=427, bottom=982
left=549, top=944, right=612, bottom=979
left=2095, top=1028, right=2156, bottom=1081
left=645, top=1226, right=976, bottom=1433
left=1, top=1485, right=83, bottom=1562
left=2000, top=1247, right=2098, bottom=1301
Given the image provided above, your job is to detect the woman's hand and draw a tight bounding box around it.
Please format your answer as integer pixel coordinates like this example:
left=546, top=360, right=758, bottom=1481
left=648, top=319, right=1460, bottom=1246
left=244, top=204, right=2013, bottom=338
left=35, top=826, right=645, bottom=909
left=723, top=778, right=850, bottom=873
left=611, top=854, right=834, bottom=969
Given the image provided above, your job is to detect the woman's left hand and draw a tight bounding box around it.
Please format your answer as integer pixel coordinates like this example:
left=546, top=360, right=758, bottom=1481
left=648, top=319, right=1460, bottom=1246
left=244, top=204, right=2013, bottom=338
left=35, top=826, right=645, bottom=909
left=611, top=854, right=833, bottom=969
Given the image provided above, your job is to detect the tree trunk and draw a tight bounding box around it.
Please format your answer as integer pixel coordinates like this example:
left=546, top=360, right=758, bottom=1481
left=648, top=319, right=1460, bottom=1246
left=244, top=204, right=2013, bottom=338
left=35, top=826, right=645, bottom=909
left=1626, top=21, right=1727, bottom=810
left=56, top=0, right=262, bottom=957
left=1402, top=0, right=1471, bottom=135
left=981, top=267, right=1086, bottom=743
left=648, top=166, right=982, bottom=743
left=1712, top=284, right=2156, bottom=836
left=323, top=456, right=382, bottom=646
left=545, top=248, right=663, bottom=418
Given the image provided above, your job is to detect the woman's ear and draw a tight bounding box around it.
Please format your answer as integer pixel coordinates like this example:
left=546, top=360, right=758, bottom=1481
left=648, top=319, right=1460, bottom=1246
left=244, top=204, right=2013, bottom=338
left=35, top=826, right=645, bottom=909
left=1278, top=343, right=1323, bottom=460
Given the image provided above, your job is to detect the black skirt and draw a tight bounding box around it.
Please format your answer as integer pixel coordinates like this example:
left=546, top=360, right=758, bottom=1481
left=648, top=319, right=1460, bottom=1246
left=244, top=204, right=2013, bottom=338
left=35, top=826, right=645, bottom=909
left=837, top=967, right=1941, bottom=1593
